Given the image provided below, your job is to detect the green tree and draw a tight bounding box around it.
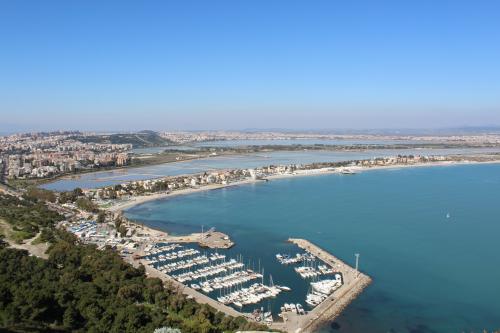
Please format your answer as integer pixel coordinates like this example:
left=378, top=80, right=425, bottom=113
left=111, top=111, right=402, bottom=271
left=75, top=197, right=98, bottom=213
left=97, top=211, right=106, bottom=224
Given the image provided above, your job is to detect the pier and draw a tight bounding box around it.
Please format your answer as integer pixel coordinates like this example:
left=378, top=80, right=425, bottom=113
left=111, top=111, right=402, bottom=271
left=270, top=238, right=372, bottom=332
left=159, top=231, right=234, bottom=249
left=124, top=216, right=234, bottom=249
left=133, top=256, right=243, bottom=317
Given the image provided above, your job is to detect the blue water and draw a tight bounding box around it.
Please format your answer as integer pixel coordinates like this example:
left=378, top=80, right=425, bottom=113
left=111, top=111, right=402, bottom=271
left=41, top=148, right=500, bottom=191
left=125, top=164, right=500, bottom=333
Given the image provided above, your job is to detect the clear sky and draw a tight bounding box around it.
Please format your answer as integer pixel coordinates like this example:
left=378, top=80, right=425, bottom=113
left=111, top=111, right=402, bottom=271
left=1, top=0, right=499, bottom=132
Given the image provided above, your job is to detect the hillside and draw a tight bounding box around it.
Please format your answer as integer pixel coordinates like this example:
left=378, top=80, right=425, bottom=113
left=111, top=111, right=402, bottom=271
left=0, top=194, right=268, bottom=333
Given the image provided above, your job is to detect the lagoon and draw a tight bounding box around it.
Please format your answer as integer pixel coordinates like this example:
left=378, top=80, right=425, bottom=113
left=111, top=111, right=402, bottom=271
left=41, top=147, right=500, bottom=191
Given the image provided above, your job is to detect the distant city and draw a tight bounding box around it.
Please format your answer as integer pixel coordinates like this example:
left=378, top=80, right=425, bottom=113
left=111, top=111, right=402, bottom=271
left=2, top=129, right=500, bottom=182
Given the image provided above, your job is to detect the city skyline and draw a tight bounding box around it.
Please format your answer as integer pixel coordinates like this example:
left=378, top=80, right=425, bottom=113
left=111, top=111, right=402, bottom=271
left=1, top=0, right=500, bottom=131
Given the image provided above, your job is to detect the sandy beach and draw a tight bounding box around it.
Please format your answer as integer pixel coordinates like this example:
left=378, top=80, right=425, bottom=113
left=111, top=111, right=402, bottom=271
left=107, top=158, right=500, bottom=213
left=108, top=178, right=263, bottom=212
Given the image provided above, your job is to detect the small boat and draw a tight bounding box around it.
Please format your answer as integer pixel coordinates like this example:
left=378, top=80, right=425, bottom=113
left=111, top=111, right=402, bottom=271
left=446, top=213, right=451, bottom=219
left=277, top=285, right=291, bottom=291
left=233, top=301, right=243, bottom=308
left=305, top=298, right=316, bottom=307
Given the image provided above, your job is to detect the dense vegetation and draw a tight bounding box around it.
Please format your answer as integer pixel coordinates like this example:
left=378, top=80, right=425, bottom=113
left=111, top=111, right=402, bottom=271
left=25, top=187, right=57, bottom=203
left=74, top=197, right=99, bottom=213
left=0, top=194, right=268, bottom=332
left=0, top=194, right=63, bottom=242
left=70, top=131, right=172, bottom=148
left=0, top=234, right=266, bottom=332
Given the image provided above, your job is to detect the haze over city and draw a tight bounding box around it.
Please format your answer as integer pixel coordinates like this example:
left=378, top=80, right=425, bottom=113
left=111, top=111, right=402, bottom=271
left=1, top=0, right=500, bottom=131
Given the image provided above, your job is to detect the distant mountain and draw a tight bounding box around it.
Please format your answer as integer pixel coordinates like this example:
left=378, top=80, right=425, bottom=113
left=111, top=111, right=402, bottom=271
left=70, top=131, right=173, bottom=148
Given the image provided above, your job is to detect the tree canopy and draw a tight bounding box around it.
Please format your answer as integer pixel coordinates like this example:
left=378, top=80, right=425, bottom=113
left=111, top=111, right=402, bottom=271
left=0, top=194, right=63, bottom=242
left=0, top=194, right=269, bottom=333
left=0, top=237, right=267, bottom=332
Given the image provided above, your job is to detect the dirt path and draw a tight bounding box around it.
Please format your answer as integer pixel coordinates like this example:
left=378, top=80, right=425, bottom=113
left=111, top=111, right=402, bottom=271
left=0, top=220, right=49, bottom=259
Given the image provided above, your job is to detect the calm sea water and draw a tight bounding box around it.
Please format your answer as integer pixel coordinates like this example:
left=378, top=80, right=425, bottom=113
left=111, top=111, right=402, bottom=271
left=41, top=148, right=500, bottom=191
left=125, top=164, right=500, bottom=333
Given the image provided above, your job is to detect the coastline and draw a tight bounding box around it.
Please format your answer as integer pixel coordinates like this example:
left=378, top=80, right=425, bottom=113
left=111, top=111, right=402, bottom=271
left=98, top=157, right=500, bottom=330
left=108, top=159, right=500, bottom=214
left=108, top=178, right=264, bottom=212
left=39, top=148, right=500, bottom=191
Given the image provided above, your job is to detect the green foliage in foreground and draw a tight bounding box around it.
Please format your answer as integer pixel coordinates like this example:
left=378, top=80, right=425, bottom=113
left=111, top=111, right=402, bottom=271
left=0, top=234, right=268, bottom=333
left=0, top=194, right=63, bottom=241
left=25, top=187, right=57, bottom=203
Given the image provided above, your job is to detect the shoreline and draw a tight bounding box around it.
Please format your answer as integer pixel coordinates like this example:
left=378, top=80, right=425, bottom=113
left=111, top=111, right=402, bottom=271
left=101, top=158, right=498, bottom=330
left=107, top=158, right=500, bottom=250
left=108, top=159, right=500, bottom=214
left=108, top=178, right=264, bottom=212
left=39, top=148, right=500, bottom=191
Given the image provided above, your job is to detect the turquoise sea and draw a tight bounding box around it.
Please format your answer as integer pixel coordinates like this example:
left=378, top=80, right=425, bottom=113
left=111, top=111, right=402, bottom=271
left=125, top=164, right=500, bottom=333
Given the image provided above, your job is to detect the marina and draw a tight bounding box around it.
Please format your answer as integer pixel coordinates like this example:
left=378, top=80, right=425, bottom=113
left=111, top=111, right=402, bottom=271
left=129, top=236, right=371, bottom=332
left=123, top=163, right=500, bottom=332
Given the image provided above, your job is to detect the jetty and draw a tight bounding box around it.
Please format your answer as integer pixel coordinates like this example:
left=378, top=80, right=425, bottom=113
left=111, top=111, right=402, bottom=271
left=121, top=215, right=234, bottom=249
left=159, top=231, right=234, bottom=249
left=269, top=238, right=372, bottom=333
left=129, top=255, right=243, bottom=317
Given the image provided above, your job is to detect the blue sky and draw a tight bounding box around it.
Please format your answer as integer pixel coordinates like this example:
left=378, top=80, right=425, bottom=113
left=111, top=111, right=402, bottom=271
left=1, top=0, right=499, bottom=131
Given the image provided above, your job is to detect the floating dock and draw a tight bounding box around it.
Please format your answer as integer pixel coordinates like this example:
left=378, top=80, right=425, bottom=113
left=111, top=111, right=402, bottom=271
left=136, top=256, right=243, bottom=317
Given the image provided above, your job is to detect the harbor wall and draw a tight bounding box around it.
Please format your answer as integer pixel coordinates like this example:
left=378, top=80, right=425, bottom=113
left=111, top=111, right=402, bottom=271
left=284, top=238, right=372, bottom=333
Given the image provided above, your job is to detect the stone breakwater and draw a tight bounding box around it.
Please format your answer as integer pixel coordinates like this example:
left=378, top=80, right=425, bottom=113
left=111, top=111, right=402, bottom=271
left=270, top=239, right=372, bottom=333
left=301, top=273, right=372, bottom=333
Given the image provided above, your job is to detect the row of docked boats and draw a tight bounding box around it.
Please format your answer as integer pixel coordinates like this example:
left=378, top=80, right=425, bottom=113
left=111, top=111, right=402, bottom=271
left=159, top=255, right=210, bottom=273
left=306, top=274, right=343, bottom=307
left=294, top=264, right=335, bottom=278
left=144, top=242, right=293, bottom=318
left=172, top=258, right=244, bottom=282
left=190, top=269, right=261, bottom=292
left=209, top=253, right=226, bottom=261
left=217, top=283, right=282, bottom=307
left=154, top=248, right=200, bottom=261
left=280, top=303, right=305, bottom=315
left=145, top=243, right=182, bottom=255
left=275, top=252, right=314, bottom=264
